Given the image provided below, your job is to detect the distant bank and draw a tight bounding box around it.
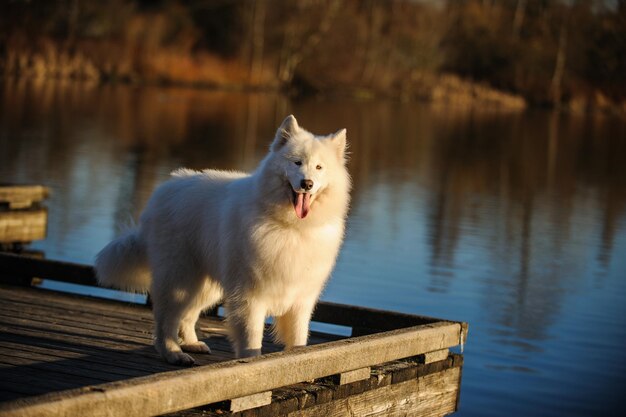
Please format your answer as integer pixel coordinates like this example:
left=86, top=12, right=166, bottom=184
left=1, top=1, right=624, bottom=116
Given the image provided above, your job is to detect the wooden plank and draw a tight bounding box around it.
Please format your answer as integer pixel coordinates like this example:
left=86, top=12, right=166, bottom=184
left=0, top=185, right=49, bottom=210
left=0, top=321, right=463, bottom=417
left=0, top=353, right=115, bottom=384
left=0, top=369, right=99, bottom=397
left=420, top=349, right=449, bottom=364
left=0, top=333, right=181, bottom=375
left=0, top=209, right=47, bottom=243
left=0, top=307, right=155, bottom=342
left=0, top=314, right=162, bottom=353
left=0, top=342, right=164, bottom=379
left=0, top=294, right=155, bottom=332
left=336, top=367, right=371, bottom=385
left=0, top=314, right=152, bottom=348
left=287, top=367, right=461, bottom=417
left=0, top=388, right=30, bottom=402
left=417, top=367, right=461, bottom=415
left=0, top=285, right=154, bottom=322
left=312, top=302, right=442, bottom=331
left=0, top=285, right=151, bottom=318
left=228, top=391, right=272, bottom=412
left=0, top=303, right=235, bottom=361
left=0, top=316, right=238, bottom=366
left=0, top=254, right=98, bottom=287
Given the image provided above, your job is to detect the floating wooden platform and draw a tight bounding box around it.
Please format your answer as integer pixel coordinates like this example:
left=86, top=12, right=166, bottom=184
left=0, top=185, right=49, bottom=245
left=0, top=253, right=468, bottom=417
left=0, top=185, right=49, bottom=210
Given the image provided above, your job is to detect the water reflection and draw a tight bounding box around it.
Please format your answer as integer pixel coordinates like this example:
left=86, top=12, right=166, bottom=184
left=1, top=79, right=625, bottom=417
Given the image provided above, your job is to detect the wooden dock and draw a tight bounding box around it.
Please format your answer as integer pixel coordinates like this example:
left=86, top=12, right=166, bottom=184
left=0, top=253, right=468, bottom=417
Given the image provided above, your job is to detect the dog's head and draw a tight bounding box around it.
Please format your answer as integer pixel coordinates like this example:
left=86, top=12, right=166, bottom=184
left=269, top=115, right=349, bottom=219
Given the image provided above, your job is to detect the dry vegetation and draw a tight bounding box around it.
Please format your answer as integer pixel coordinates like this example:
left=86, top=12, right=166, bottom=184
left=1, top=0, right=624, bottom=113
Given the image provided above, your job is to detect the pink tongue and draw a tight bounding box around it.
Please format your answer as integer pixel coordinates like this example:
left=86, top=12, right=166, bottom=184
left=294, top=193, right=311, bottom=219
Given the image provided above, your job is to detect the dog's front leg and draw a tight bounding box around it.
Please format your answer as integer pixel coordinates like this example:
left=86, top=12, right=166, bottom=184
left=226, top=300, right=266, bottom=358
left=274, top=300, right=316, bottom=349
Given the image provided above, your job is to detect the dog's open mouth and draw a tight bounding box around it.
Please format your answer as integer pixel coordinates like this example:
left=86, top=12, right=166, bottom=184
left=292, top=190, right=311, bottom=219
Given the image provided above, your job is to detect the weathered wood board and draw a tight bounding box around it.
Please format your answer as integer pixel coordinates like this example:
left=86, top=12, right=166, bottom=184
left=0, top=209, right=47, bottom=243
left=0, top=185, right=49, bottom=210
left=167, top=355, right=464, bottom=417
left=0, top=185, right=49, bottom=244
left=287, top=367, right=461, bottom=417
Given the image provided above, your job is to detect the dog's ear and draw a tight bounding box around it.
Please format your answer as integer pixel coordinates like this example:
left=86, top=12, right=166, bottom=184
left=271, top=115, right=299, bottom=151
left=329, top=128, right=347, bottom=162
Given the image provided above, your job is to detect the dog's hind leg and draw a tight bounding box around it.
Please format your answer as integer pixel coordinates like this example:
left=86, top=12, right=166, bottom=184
left=151, top=269, right=206, bottom=366
left=179, top=279, right=223, bottom=354
left=153, top=302, right=194, bottom=365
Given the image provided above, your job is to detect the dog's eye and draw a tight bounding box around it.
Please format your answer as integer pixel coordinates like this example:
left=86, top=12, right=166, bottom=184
left=316, top=165, right=322, bottom=170
left=294, top=161, right=302, bottom=166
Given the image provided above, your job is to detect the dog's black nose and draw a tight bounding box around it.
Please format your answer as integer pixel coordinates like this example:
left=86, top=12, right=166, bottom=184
left=301, top=179, right=314, bottom=191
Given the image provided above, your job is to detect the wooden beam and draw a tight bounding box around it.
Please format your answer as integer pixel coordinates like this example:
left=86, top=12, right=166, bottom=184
left=0, top=321, right=464, bottom=417
left=335, top=367, right=371, bottom=385
left=0, top=253, right=98, bottom=287
left=229, top=391, right=272, bottom=412
left=0, top=209, right=47, bottom=243
left=419, top=349, right=449, bottom=364
left=313, top=302, right=441, bottom=331
left=0, top=185, right=49, bottom=210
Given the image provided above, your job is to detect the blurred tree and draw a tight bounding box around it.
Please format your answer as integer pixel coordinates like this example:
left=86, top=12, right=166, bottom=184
left=274, top=0, right=343, bottom=85
left=0, top=0, right=623, bottom=111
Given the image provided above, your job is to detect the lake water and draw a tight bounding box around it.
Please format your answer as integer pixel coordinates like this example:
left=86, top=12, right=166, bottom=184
left=1, top=80, right=625, bottom=416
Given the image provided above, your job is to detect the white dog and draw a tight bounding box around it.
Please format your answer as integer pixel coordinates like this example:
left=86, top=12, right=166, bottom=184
left=95, top=115, right=351, bottom=365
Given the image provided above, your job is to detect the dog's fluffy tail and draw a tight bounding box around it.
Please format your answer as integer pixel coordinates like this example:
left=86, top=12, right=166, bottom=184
left=95, top=229, right=151, bottom=292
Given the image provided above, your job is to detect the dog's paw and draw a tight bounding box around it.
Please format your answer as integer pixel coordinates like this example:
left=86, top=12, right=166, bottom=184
left=181, top=341, right=212, bottom=354
left=165, top=351, right=196, bottom=366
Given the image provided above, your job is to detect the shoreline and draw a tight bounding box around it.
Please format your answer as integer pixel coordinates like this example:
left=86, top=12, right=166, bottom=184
left=2, top=41, right=624, bottom=117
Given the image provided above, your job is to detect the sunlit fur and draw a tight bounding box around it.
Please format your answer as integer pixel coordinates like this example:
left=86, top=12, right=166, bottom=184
left=95, top=115, right=351, bottom=365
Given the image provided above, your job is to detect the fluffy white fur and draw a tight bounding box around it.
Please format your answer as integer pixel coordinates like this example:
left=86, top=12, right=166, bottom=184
left=95, top=115, right=351, bottom=365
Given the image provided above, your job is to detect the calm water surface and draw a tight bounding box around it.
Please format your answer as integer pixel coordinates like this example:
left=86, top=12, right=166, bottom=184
left=1, top=81, right=625, bottom=416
